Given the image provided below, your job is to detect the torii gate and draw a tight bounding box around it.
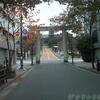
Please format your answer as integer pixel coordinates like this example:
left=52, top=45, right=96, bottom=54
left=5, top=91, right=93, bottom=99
left=33, top=25, right=69, bottom=63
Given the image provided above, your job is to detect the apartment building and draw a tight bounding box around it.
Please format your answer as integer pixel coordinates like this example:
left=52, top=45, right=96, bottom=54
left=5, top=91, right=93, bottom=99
left=93, top=12, right=100, bottom=60
left=0, top=1, right=19, bottom=65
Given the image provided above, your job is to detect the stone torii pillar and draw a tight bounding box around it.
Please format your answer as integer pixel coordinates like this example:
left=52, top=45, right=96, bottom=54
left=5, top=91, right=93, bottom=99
left=36, top=30, right=41, bottom=64
left=62, top=29, right=69, bottom=62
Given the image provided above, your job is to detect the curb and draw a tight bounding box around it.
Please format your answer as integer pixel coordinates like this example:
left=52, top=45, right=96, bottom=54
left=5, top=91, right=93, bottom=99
left=78, top=66, right=100, bottom=75
left=0, top=66, right=33, bottom=92
left=67, top=62, right=100, bottom=76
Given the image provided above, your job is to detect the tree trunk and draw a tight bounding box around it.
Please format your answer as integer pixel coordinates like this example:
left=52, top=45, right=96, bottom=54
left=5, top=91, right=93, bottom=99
left=31, top=45, right=34, bottom=65
left=70, top=43, right=74, bottom=64
left=6, top=7, right=11, bottom=70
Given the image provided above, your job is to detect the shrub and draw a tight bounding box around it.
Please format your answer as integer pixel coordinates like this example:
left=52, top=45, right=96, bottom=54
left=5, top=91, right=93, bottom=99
left=77, top=34, right=92, bottom=62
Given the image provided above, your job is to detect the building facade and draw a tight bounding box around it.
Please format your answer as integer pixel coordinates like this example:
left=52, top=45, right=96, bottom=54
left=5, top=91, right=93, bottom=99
left=94, top=12, right=100, bottom=61
left=0, top=1, right=19, bottom=65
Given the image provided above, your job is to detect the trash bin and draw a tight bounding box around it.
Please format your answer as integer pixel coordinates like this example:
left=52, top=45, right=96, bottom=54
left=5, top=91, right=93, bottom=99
left=96, top=60, right=100, bottom=71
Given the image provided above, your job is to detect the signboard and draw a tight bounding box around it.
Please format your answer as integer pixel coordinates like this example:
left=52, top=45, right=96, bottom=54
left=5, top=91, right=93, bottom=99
left=22, top=29, right=27, bottom=34
left=15, top=29, right=28, bottom=45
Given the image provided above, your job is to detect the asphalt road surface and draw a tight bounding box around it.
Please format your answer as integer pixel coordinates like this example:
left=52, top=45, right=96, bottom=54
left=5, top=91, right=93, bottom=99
left=3, top=62, right=100, bottom=100
left=41, top=47, right=59, bottom=60
left=3, top=47, right=100, bottom=100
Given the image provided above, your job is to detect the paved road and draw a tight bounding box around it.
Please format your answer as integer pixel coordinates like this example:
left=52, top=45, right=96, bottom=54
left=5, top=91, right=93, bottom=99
left=3, top=47, right=100, bottom=100
left=41, top=47, right=59, bottom=60
left=4, top=61, right=100, bottom=100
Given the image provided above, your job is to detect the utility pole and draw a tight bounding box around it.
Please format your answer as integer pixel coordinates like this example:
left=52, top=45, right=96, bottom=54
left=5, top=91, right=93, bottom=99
left=6, top=6, right=10, bottom=69
left=89, top=13, right=95, bottom=69
left=20, top=8, right=23, bottom=69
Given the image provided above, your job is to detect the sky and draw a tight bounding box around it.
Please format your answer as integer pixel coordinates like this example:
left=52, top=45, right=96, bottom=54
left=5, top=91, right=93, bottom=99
left=24, top=1, right=75, bottom=36
left=34, top=1, right=66, bottom=26
left=24, top=1, right=66, bottom=35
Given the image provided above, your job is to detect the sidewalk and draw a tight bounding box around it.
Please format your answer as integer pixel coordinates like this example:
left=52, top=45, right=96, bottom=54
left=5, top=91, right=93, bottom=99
left=74, top=61, right=95, bottom=69
left=70, top=58, right=100, bottom=75
left=53, top=50, right=100, bottom=75
left=0, top=59, right=34, bottom=91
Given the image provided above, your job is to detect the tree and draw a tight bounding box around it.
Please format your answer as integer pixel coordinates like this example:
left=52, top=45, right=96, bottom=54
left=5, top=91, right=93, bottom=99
left=50, top=7, right=83, bottom=64
left=1, top=0, right=49, bottom=70
left=51, top=0, right=100, bottom=68
left=77, top=34, right=92, bottom=62
left=43, top=35, right=62, bottom=48
left=23, top=25, right=41, bottom=65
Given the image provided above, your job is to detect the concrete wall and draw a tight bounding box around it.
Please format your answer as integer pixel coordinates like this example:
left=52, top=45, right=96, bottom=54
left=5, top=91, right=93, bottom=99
left=94, top=13, right=100, bottom=60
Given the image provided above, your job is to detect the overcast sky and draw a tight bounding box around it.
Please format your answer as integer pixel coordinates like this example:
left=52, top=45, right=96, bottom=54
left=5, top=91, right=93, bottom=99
left=26, top=2, right=75, bottom=36
left=34, top=1, right=66, bottom=26
left=24, top=1, right=66, bottom=35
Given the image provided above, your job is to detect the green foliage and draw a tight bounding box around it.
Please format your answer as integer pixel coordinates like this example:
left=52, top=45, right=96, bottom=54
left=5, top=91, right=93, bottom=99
left=77, top=34, right=92, bottom=62
left=54, top=0, right=100, bottom=35
left=43, top=36, right=62, bottom=47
